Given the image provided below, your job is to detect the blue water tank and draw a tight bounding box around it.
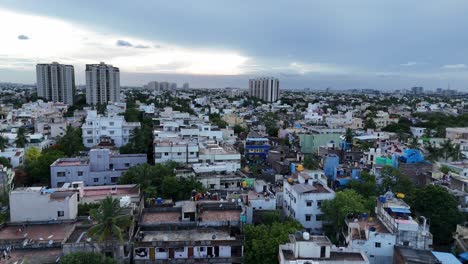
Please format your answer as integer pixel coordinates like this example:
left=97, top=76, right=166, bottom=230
left=157, top=197, right=163, bottom=205
left=379, top=196, right=387, bottom=203
left=362, top=213, right=367, bottom=220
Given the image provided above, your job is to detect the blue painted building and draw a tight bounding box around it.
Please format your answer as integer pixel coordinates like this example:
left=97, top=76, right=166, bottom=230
left=245, top=132, right=270, bottom=161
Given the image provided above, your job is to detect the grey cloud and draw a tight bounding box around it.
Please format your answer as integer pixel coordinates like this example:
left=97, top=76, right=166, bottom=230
left=134, top=44, right=150, bottom=49
left=442, top=64, right=467, bottom=69
left=17, top=35, right=29, bottom=40
left=116, top=39, right=133, bottom=47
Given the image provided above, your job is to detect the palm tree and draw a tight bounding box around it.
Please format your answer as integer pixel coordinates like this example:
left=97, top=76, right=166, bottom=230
left=450, top=143, right=463, bottom=161
left=345, top=128, right=353, bottom=143
left=408, top=137, right=420, bottom=149
left=15, top=127, right=27, bottom=148
left=0, top=136, right=8, bottom=151
left=441, top=139, right=455, bottom=162
left=87, top=197, right=132, bottom=242
left=425, top=143, right=441, bottom=162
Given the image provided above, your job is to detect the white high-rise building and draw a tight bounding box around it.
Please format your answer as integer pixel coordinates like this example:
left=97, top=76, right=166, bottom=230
left=36, top=62, right=75, bottom=105
left=183, top=83, right=189, bottom=90
left=248, top=77, right=280, bottom=102
left=147, top=81, right=159, bottom=91
left=85, top=62, right=120, bottom=105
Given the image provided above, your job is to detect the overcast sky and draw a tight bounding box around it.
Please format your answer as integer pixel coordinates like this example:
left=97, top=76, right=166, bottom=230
left=1, top=0, right=468, bottom=90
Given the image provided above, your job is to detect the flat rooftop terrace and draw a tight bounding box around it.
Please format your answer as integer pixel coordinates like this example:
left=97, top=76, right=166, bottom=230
left=0, top=223, right=75, bottom=242
left=141, top=229, right=235, bottom=242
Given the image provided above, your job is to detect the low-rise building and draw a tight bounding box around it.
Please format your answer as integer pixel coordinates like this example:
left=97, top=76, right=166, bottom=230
left=283, top=170, right=335, bottom=233
left=9, top=187, right=78, bottom=222
left=0, top=147, right=24, bottom=168
left=82, top=110, right=140, bottom=148
left=279, top=233, right=369, bottom=264
left=50, top=148, right=146, bottom=187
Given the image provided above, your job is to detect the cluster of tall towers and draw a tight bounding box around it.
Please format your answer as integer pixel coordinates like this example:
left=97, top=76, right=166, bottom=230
left=36, top=62, right=120, bottom=106
left=248, top=77, right=280, bottom=102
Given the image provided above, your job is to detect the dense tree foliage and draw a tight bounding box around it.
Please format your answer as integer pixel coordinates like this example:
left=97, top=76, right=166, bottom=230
left=408, top=185, right=464, bottom=245
left=15, top=127, right=27, bottom=148
left=379, top=166, right=414, bottom=195
left=0, top=136, right=7, bottom=151
left=56, top=125, right=85, bottom=157
left=413, top=112, right=468, bottom=137
left=60, top=252, right=117, bottom=264
left=88, top=197, right=132, bottom=242
left=0, top=157, right=11, bottom=168
left=244, top=218, right=302, bottom=264
left=119, top=163, right=204, bottom=201
left=209, top=113, right=228, bottom=128
left=25, top=149, right=66, bottom=186
left=321, top=190, right=368, bottom=235
left=233, top=124, right=247, bottom=135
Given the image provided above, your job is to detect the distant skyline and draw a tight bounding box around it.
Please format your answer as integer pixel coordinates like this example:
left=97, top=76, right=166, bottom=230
left=2, top=1, right=468, bottom=90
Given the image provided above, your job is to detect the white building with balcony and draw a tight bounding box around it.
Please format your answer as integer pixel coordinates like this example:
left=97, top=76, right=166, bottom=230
left=82, top=110, right=140, bottom=148
left=283, top=170, right=335, bottom=233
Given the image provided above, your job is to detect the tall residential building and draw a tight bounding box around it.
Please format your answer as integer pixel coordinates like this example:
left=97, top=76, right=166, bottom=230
left=36, top=62, right=75, bottom=105
left=147, top=81, right=159, bottom=91
left=183, top=82, right=189, bottom=90
left=248, top=77, right=280, bottom=102
left=85, top=62, right=120, bottom=105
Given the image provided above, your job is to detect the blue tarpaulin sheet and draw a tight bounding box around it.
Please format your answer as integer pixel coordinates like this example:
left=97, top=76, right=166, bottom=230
left=389, top=207, right=411, bottom=214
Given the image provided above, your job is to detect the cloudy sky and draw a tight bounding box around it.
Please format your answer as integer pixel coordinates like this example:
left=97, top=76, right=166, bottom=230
left=1, top=0, right=468, bottom=90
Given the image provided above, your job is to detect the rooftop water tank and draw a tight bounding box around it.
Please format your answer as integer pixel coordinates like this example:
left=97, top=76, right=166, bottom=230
left=120, top=196, right=131, bottom=208
left=303, top=232, right=310, bottom=241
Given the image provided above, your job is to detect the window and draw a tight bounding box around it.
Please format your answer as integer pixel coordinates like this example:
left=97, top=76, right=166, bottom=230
left=403, top=241, right=409, bottom=246
left=102, top=126, right=106, bottom=130
left=305, top=215, right=311, bottom=221
left=317, top=200, right=323, bottom=208
left=199, top=247, right=206, bottom=252
left=111, top=177, right=118, bottom=183
left=157, top=248, right=166, bottom=253
left=174, top=247, right=184, bottom=252
left=375, top=242, right=381, bottom=248
left=87, top=139, right=93, bottom=143
left=77, top=171, right=83, bottom=176
left=57, top=172, right=66, bottom=177
left=57, top=211, right=64, bottom=217
left=316, top=214, right=324, bottom=221
left=93, top=178, right=99, bottom=183
left=125, top=163, right=130, bottom=167
left=109, top=130, right=114, bottom=135
left=177, top=152, right=182, bottom=156
left=109, top=122, right=114, bottom=126
left=306, top=201, right=312, bottom=207
left=164, top=152, right=169, bottom=156
left=87, top=130, right=92, bottom=135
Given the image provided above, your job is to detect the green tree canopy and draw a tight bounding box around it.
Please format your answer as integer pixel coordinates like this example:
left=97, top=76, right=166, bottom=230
left=0, top=157, right=11, bottom=168
left=379, top=166, right=414, bottom=195
left=119, top=163, right=204, bottom=200
left=0, top=136, right=8, bottom=151
left=321, top=189, right=368, bottom=232
left=244, top=219, right=302, bottom=264
left=88, top=196, right=132, bottom=242
left=15, top=127, right=27, bottom=148
left=56, top=125, right=85, bottom=157
left=60, top=252, right=117, bottom=264
left=408, top=185, right=464, bottom=245
left=25, top=149, right=66, bottom=185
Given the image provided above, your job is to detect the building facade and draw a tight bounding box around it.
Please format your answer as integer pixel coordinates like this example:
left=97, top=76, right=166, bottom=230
left=50, top=149, right=146, bottom=187
left=10, top=187, right=78, bottom=222
left=248, top=77, right=280, bottom=102
left=283, top=171, right=335, bottom=233
left=36, top=62, right=75, bottom=105
left=82, top=110, right=140, bottom=148
left=85, top=62, right=120, bottom=105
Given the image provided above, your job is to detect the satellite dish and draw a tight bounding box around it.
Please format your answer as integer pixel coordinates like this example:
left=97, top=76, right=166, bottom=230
left=212, top=235, right=216, bottom=240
